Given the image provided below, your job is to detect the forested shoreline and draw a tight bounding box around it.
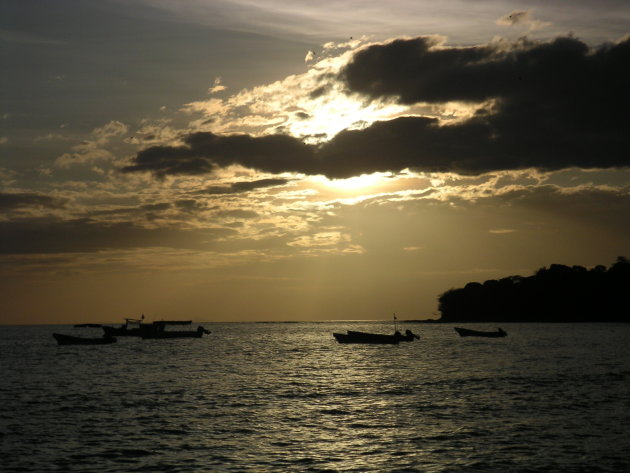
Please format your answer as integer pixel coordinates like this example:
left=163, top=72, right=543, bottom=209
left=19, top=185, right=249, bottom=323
left=437, top=257, right=629, bottom=323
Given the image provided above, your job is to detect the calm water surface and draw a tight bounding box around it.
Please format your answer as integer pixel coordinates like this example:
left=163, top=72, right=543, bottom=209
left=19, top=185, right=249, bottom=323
left=1, top=322, right=629, bottom=472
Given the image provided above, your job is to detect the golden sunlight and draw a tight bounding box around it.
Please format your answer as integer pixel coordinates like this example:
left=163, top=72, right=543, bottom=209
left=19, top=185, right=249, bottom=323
left=307, top=172, right=394, bottom=199
left=324, top=173, right=388, bottom=191
left=290, top=87, right=407, bottom=143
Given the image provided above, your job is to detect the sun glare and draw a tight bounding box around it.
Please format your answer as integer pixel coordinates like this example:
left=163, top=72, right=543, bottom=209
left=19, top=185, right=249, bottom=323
left=327, top=174, right=385, bottom=191
left=290, top=88, right=407, bottom=144
left=310, top=172, right=393, bottom=196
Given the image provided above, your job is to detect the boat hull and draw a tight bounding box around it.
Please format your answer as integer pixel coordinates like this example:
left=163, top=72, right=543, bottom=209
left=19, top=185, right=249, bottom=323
left=334, top=331, right=399, bottom=344
left=454, top=327, right=507, bottom=338
left=102, top=320, right=194, bottom=337
left=53, top=333, right=117, bottom=345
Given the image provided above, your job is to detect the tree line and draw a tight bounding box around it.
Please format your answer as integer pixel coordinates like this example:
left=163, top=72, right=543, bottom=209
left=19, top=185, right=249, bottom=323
left=437, top=257, right=629, bottom=323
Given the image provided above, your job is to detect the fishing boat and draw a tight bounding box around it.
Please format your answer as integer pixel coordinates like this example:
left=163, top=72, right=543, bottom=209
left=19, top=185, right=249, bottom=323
left=333, top=331, right=400, bottom=344
left=102, top=317, right=193, bottom=337
left=102, top=317, right=151, bottom=337
left=333, top=314, right=420, bottom=344
left=140, top=323, right=210, bottom=339
left=53, top=333, right=117, bottom=345
left=334, top=329, right=420, bottom=344
left=454, top=327, right=507, bottom=338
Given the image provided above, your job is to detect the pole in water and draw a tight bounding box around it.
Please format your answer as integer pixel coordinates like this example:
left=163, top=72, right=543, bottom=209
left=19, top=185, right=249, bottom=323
left=394, top=313, right=398, bottom=333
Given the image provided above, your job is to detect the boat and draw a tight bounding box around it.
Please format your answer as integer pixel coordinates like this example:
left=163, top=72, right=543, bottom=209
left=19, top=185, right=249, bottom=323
left=333, top=331, right=400, bottom=344
left=347, top=329, right=420, bottom=342
left=333, top=330, right=419, bottom=345
left=334, top=313, right=420, bottom=344
left=454, top=327, right=507, bottom=338
left=53, top=333, right=117, bottom=345
left=140, top=323, right=210, bottom=339
left=102, top=317, right=193, bottom=337
left=102, top=317, right=152, bottom=337
left=73, top=323, right=103, bottom=328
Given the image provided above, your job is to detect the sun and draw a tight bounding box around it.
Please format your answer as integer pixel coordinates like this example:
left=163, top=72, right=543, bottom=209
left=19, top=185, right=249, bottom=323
left=286, top=85, right=407, bottom=144
left=325, top=173, right=387, bottom=191
left=308, top=172, right=393, bottom=198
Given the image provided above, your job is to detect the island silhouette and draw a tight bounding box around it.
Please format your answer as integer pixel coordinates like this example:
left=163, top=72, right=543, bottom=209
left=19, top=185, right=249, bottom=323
left=436, top=257, right=629, bottom=323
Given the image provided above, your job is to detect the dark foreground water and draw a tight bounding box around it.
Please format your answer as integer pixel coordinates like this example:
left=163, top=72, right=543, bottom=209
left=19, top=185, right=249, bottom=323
left=1, top=322, right=629, bottom=472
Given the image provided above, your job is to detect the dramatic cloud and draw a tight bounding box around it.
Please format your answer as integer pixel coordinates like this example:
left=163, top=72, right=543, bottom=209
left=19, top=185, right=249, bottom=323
left=337, top=35, right=630, bottom=174
left=122, top=35, right=630, bottom=178
left=122, top=132, right=315, bottom=177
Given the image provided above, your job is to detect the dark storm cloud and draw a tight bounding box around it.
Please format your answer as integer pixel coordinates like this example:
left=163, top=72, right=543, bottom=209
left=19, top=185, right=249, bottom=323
left=318, top=116, right=497, bottom=176
left=0, top=192, right=66, bottom=212
left=122, top=132, right=315, bottom=177
left=340, top=35, right=629, bottom=107
left=0, top=218, right=235, bottom=255
left=123, top=35, right=630, bottom=178
left=200, top=178, right=290, bottom=195
left=337, top=35, right=630, bottom=173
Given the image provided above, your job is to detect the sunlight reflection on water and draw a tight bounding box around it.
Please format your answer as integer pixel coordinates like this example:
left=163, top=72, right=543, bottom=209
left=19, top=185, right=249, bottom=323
left=1, top=322, right=630, bottom=472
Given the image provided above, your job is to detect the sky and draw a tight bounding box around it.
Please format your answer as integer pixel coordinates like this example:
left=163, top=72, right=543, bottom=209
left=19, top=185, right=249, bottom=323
left=1, top=0, right=629, bottom=324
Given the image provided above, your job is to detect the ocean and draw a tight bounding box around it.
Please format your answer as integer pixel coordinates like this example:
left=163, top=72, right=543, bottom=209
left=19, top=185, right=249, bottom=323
left=1, top=322, right=629, bottom=472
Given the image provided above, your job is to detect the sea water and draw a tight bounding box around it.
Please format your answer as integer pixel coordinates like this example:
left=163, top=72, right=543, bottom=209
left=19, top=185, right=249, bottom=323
left=1, top=322, right=629, bottom=472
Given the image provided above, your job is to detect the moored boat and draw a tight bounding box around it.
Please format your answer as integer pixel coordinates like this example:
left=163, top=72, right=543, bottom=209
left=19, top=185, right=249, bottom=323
left=102, top=317, right=152, bottom=337
left=346, top=329, right=420, bottom=342
left=333, top=331, right=400, bottom=344
left=102, top=317, right=194, bottom=337
left=454, top=327, right=507, bottom=338
left=334, top=313, right=420, bottom=345
left=53, top=333, right=117, bottom=345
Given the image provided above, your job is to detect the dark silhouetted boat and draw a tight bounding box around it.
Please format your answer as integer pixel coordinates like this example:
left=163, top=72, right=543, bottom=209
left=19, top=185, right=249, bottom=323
left=140, top=323, right=210, bottom=339
left=334, top=313, right=420, bottom=344
left=102, top=317, right=193, bottom=337
left=454, top=327, right=507, bottom=338
left=333, top=329, right=420, bottom=344
left=102, top=317, right=151, bottom=337
left=53, top=333, right=117, bottom=345
left=333, top=331, right=400, bottom=344
left=348, top=329, right=420, bottom=342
